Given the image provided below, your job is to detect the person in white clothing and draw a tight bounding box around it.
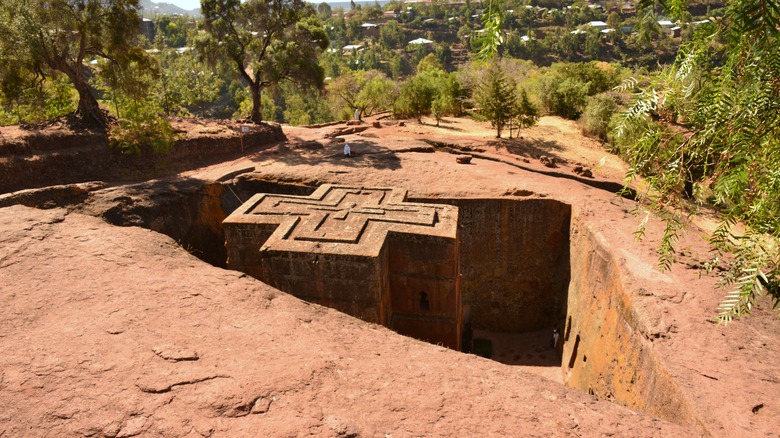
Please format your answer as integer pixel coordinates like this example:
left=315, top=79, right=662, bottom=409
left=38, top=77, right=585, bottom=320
left=344, top=143, right=351, bottom=156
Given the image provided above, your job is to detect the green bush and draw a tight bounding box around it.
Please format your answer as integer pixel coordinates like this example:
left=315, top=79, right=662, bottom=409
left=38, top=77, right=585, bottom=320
left=581, top=93, right=619, bottom=140
left=541, top=77, right=590, bottom=120
left=534, top=62, right=623, bottom=120
left=0, top=75, right=76, bottom=126
left=394, top=74, right=436, bottom=121
left=109, top=100, right=175, bottom=155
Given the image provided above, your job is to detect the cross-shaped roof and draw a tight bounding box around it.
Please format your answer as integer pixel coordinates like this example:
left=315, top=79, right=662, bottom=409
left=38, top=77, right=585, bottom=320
left=224, top=185, right=458, bottom=256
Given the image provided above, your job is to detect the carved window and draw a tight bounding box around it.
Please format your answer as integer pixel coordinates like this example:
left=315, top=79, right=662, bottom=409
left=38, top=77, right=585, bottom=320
left=419, top=292, right=430, bottom=313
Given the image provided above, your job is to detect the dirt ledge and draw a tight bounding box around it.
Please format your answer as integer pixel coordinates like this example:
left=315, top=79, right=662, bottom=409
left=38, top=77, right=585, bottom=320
left=0, top=118, right=284, bottom=194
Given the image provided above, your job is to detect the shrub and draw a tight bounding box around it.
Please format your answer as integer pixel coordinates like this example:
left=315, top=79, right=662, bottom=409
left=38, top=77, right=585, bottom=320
left=0, top=75, right=76, bottom=126
left=542, top=77, right=590, bottom=120
left=109, top=100, right=175, bottom=155
left=581, top=93, right=619, bottom=140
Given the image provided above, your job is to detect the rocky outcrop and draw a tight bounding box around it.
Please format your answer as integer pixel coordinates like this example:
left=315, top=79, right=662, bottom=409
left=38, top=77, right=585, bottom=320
left=563, top=218, right=704, bottom=432
left=0, top=121, right=284, bottom=194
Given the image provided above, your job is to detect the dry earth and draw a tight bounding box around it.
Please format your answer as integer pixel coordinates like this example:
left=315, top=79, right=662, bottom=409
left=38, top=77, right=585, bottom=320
left=1, top=115, right=778, bottom=437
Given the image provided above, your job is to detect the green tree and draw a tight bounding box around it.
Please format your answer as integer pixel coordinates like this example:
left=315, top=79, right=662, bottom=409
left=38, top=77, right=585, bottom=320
left=281, top=83, right=333, bottom=125
left=606, top=11, right=621, bottom=30
left=614, top=0, right=780, bottom=321
left=394, top=68, right=460, bottom=124
left=515, top=88, right=539, bottom=129
left=362, top=1, right=383, bottom=20
left=379, top=20, right=405, bottom=50
left=0, top=0, right=146, bottom=128
left=536, top=62, right=620, bottom=119
left=327, top=69, right=395, bottom=119
left=457, top=24, right=472, bottom=47
left=395, top=73, right=437, bottom=123
left=416, top=53, right=444, bottom=73
left=155, top=15, right=191, bottom=48
left=345, top=15, right=362, bottom=41
left=430, top=72, right=463, bottom=126
left=153, top=50, right=223, bottom=117
left=539, top=76, right=589, bottom=120
left=549, top=29, right=580, bottom=61
left=198, top=0, right=329, bottom=124
left=585, top=28, right=601, bottom=60
left=434, top=42, right=453, bottom=70
left=317, top=2, right=332, bottom=20
left=476, top=64, right=516, bottom=138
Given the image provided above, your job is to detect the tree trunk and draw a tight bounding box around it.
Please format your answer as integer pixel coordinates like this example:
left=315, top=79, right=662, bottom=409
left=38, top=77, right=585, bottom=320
left=74, top=79, right=105, bottom=130
left=250, top=84, right=263, bottom=124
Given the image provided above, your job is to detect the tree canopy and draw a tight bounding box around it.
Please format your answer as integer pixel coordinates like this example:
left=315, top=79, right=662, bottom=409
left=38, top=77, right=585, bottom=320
left=198, top=0, right=329, bottom=124
left=0, top=0, right=145, bottom=129
left=327, top=69, right=394, bottom=120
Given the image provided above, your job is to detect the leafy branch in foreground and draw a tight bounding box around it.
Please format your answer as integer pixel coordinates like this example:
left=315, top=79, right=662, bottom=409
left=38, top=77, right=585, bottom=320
left=475, top=0, right=504, bottom=61
left=613, top=0, right=780, bottom=322
left=714, top=236, right=778, bottom=322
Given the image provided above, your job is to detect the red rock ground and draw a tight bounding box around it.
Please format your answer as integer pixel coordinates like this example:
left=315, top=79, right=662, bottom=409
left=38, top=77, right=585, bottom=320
left=1, top=115, right=778, bottom=437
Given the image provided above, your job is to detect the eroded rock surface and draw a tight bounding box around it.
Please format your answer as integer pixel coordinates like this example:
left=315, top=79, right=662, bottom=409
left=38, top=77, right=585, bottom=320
left=0, top=205, right=690, bottom=437
left=2, top=115, right=779, bottom=437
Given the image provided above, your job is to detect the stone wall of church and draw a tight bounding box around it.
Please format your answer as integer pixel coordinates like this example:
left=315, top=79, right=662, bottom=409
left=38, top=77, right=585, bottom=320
left=418, top=198, right=571, bottom=333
